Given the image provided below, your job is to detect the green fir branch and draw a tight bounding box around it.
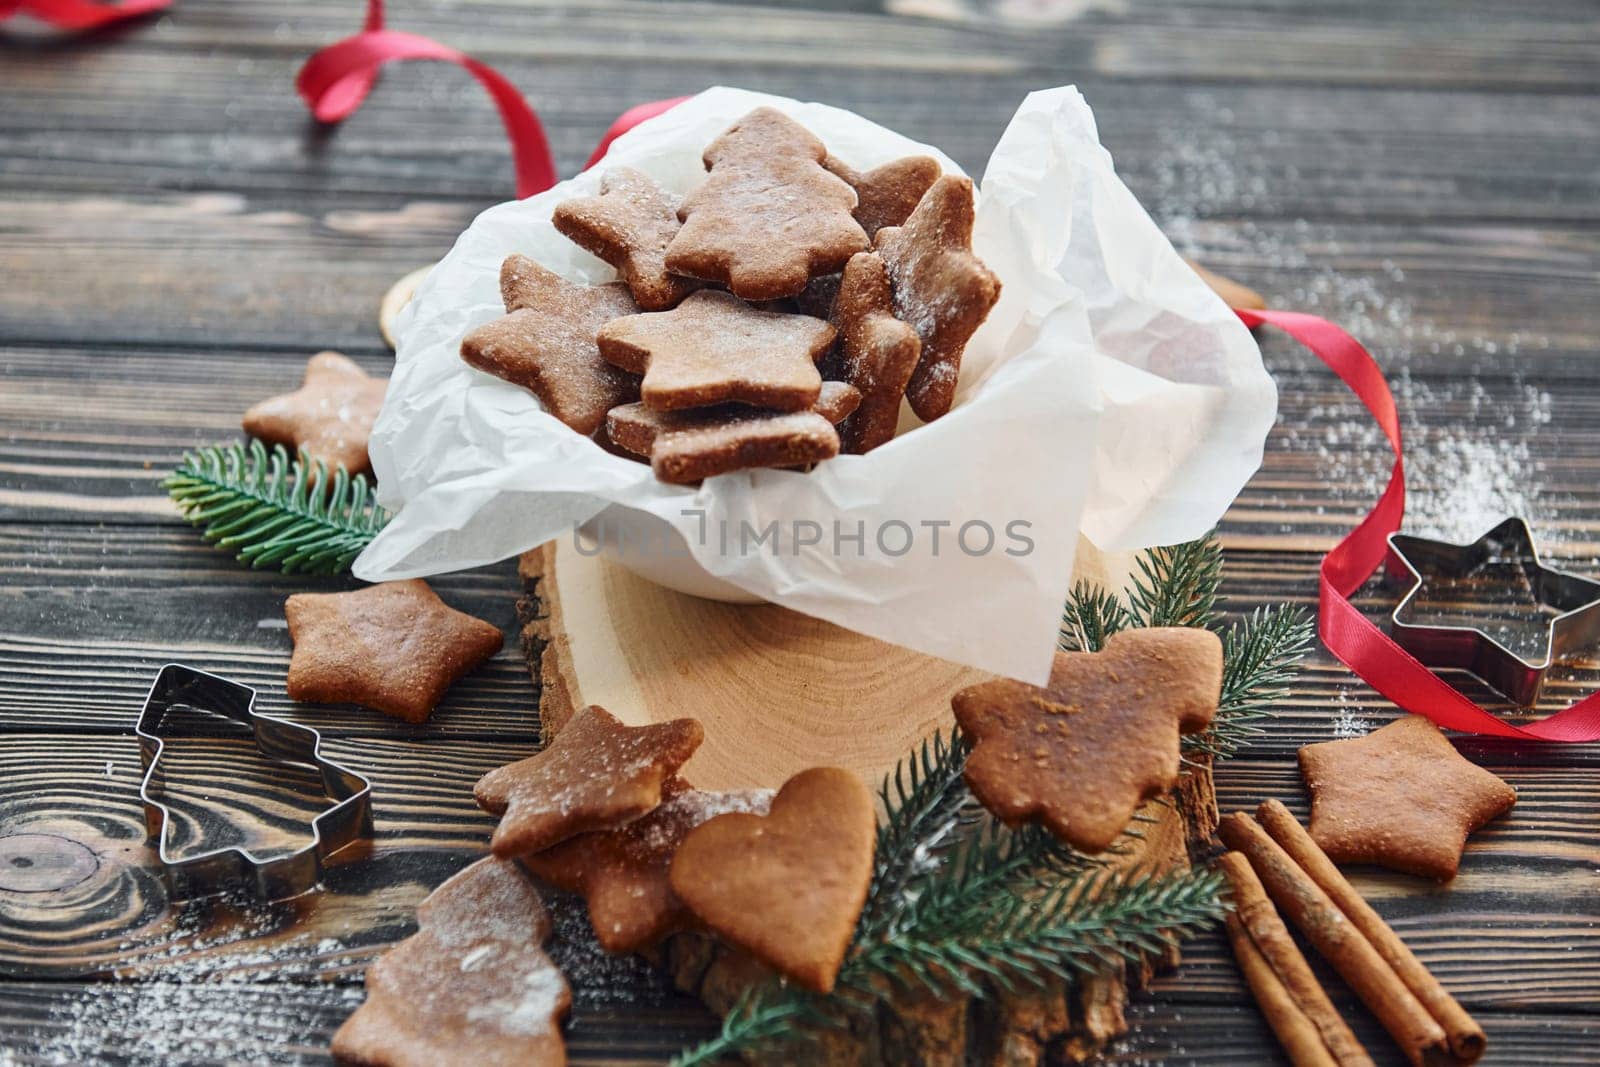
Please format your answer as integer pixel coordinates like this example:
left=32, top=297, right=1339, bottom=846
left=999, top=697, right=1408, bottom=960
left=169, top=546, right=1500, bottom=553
left=855, top=865, right=1225, bottom=1001
left=1125, top=534, right=1225, bottom=630
left=859, top=729, right=981, bottom=940
left=164, top=440, right=389, bottom=575
left=675, top=532, right=1308, bottom=1064
left=670, top=986, right=829, bottom=1067
left=1186, top=606, right=1314, bottom=759
left=678, top=731, right=1225, bottom=1064
left=1059, top=580, right=1130, bottom=652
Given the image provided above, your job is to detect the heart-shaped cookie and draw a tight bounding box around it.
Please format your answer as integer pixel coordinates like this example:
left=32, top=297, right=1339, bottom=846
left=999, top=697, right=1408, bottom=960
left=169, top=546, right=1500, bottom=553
left=668, top=766, right=875, bottom=994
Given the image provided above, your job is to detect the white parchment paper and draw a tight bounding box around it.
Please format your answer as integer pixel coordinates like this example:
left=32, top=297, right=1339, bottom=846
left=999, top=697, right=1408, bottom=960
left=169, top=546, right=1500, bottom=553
left=353, top=86, right=1276, bottom=685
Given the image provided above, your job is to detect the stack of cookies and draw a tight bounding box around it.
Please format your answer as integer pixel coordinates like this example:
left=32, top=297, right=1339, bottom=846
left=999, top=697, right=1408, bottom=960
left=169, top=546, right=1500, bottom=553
left=460, top=107, right=1001, bottom=484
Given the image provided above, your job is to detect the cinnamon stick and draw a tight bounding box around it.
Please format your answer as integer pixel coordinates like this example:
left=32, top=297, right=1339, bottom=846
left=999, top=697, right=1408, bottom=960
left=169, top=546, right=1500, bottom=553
left=1257, top=799, right=1487, bottom=1065
left=1220, top=852, right=1372, bottom=1067
left=1218, top=812, right=1452, bottom=1067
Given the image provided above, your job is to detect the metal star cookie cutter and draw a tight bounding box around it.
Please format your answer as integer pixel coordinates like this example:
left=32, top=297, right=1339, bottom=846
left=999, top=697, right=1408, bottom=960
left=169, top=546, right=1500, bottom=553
left=135, top=664, right=374, bottom=901
left=1384, top=517, right=1600, bottom=706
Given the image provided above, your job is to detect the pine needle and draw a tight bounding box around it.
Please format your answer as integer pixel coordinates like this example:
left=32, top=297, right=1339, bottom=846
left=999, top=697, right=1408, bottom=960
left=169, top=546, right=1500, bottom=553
left=1187, top=605, right=1314, bottom=759
left=673, top=530, right=1307, bottom=1063
left=164, top=440, right=389, bottom=575
left=671, top=986, right=826, bottom=1067
left=1059, top=580, right=1129, bottom=652
left=853, top=865, right=1225, bottom=1000
left=1126, top=534, right=1224, bottom=630
left=860, top=729, right=982, bottom=941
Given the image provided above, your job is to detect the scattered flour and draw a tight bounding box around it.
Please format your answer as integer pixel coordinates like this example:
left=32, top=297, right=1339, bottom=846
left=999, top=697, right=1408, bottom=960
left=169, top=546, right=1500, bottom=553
left=1145, top=99, right=1566, bottom=553
left=27, top=896, right=364, bottom=1066
left=1331, top=689, right=1373, bottom=738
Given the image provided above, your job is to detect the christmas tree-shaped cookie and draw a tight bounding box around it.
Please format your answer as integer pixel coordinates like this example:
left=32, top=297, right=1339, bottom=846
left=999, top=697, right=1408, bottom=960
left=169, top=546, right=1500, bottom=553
left=666, top=108, right=869, bottom=301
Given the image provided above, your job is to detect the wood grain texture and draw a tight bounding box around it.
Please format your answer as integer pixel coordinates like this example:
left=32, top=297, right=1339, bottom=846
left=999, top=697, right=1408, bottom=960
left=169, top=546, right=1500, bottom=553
left=522, top=538, right=986, bottom=790
left=8, top=349, right=1600, bottom=558
left=7, top=49, right=1599, bottom=223
left=2, top=987, right=1594, bottom=1067
left=4, top=0, right=1599, bottom=1061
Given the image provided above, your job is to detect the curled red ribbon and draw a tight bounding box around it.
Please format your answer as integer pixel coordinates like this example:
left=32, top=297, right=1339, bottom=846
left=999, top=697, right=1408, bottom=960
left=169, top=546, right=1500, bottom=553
left=586, top=97, right=691, bottom=169
left=295, top=0, right=557, bottom=199
left=0, top=0, right=169, bottom=29
left=18, top=0, right=1583, bottom=740
left=1241, top=309, right=1600, bottom=742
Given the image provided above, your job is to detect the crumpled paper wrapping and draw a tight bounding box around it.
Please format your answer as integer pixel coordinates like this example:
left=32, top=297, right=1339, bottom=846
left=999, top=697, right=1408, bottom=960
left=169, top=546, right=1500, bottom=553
left=354, top=86, right=1276, bottom=684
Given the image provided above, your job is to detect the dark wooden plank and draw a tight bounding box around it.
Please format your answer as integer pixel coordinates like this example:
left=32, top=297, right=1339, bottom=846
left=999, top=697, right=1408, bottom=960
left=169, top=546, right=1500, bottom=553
left=4, top=0, right=1598, bottom=1062
left=5, top=191, right=1597, bottom=364
left=0, top=733, right=513, bottom=975
left=5, top=48, right=1598, bottom=224
left=7, top=520, right=1600, bottom=765
left=0, top=526, right=538, bottom=740
left=1, top=729, right=1594, bottom=988
left=1, top=984, right=1593, bottom=1067
left=11, top=0, right=1597, bottom=91
left=0, top=983, right=709, bottom=1065
left=6, top=343, right=1598, bottom=557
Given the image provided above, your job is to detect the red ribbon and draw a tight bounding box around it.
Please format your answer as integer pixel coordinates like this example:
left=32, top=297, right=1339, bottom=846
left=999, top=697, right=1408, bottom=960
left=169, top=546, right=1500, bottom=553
left=18, top=0, right=1588, bottom=739
left=1240, top=309, right=1600, bottom=742
left=586, top=97, right=691, bottom=169
left=0, top=0, right=169, bottom=29
left=295, top=0, right=557, bottom=199
left=292, top=24, right=1600, bottom=740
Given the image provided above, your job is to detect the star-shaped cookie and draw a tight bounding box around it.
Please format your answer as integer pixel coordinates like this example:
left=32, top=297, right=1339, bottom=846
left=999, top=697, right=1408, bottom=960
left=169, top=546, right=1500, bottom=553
left=552, top=167, right=700, bottom=311
left=666, top=107, right=869, bottom=300
left=459, top=254, right=641, bottom=435
left=523, top=777, right=774, bottom=954
left=825, top=154, right=941, bottom=238
left=831, top=251, right=921, bottom=453
left=951, top=627, right=1223, bottom=853
left=242, top=351, right=387, bottom=476
left=604, top=380, right=860, bottom=483
left=1298, top=715, right=1516, bottom=880
left=874, top=174, right=1002, bottom=422
left=597, top=289, right=834, bottom=412
left=285, top=579, right=504, bottom=724
left=332, top=857, right=570, bottom=1067
left=474, top=705, right=703, bottom=858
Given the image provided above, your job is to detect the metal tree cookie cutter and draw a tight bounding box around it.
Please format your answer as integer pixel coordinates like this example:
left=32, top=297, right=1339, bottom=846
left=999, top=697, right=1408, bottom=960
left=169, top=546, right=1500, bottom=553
left=136, top=663, right=374, bottom=901
left=1384, top=517, right=1600, bottom=706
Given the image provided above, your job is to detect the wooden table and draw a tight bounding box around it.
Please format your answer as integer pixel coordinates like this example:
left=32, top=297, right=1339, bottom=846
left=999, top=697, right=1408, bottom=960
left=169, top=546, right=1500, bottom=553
left=3, top=1, right=1597, bottom=1063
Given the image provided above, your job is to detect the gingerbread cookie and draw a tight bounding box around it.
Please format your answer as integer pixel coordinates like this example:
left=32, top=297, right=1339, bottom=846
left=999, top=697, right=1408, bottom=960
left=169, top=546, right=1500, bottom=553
left=242, top=351, right=387, bottom=477
left=875, top=175, right=1001, bottom=421
left=825, top=154, right=941, bottom=238
left=475, top=705, right=703, bottom=857
left=652, top=411, right=841, bottom=484
left=552, top=167, right=699, bottom=311
left=597, top=289, right=834, bottom=412
left=285, top=580, right=503, bottom=725
left=1298, top=715, right=1516, bottom=880
left=605, top=383, right=856, bottom=483
left=605, top=381, right=860, bottom=454
left=831, top=252, right=921, bottom=453
left=332, top=857, right=570, bottom=1067
left=665, top=108, right=869, bottom=300
left=952, top=627, right=1223, bottom=853
left=459, top=255, right=640, bottom=435
left=669, top=767, right=876, bottom=994
left=524, top=778, right=774, bottom=954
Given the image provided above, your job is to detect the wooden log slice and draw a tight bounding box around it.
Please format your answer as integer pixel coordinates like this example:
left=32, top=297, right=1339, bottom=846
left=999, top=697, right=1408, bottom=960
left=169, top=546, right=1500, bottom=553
left=519, top=537, right=991, bottom=791
left=519, top=533, right=1136, bottom=791
left=514, top=535, right=1211, bottom=1064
